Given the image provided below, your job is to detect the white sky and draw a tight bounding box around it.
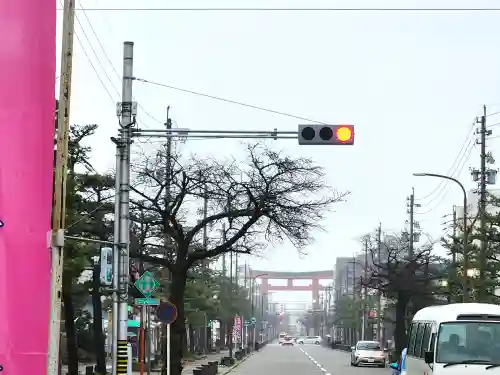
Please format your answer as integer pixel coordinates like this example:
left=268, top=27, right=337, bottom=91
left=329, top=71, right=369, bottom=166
left=60, top=0, right=500, bottom=302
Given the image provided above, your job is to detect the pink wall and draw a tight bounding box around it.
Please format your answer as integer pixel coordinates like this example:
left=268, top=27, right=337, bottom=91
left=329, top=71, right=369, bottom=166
left=0, top=0, right=56, bottom=373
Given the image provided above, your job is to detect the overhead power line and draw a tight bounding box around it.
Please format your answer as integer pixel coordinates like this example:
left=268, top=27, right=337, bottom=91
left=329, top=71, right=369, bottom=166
left=415, top=142, right=476, bottom=215
left=78, top=5, right=164, bottom=124
left=134, top=77, right=327, bottom=124
left=60, top=7, right=500, bottom=12
left=415, top=121, right=476, bottom=202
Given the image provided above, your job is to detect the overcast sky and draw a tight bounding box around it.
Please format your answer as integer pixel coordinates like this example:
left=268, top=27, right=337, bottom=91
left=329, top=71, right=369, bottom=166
left=60, top=0, right=500, bottom=302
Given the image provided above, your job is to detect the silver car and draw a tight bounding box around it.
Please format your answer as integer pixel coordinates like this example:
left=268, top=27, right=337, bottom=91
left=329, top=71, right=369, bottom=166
left=296, top=336, right=322, bottom=344
left=350, top=341, right=386, bottom=367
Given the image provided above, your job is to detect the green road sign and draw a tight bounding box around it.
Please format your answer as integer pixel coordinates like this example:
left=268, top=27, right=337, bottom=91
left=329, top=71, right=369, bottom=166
left=134, top=298, right=160, bottom=306
left=134, top=271, right=160, bottom=298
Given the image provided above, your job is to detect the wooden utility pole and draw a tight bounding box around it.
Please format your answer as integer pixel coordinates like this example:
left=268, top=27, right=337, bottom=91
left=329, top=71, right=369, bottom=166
left=47, top=0, right=75, bottom=373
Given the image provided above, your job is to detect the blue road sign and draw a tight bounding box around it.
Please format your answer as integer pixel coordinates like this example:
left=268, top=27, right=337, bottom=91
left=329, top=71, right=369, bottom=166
left=156, top=301, right=178, bottom=324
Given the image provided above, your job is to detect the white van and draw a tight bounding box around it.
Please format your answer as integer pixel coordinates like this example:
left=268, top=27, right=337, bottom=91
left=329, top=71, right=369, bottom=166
left=404, top=303, right=500, bottom=374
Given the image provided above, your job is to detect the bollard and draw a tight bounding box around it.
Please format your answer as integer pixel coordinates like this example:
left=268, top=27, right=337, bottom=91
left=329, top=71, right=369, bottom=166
left=203, top=364, right=211, bottom=375
left=208, top=361, right=219, bottom=374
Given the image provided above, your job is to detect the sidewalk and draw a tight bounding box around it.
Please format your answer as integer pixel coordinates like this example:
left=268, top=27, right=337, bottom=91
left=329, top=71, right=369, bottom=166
left=132, top=350, right=231, bottom=375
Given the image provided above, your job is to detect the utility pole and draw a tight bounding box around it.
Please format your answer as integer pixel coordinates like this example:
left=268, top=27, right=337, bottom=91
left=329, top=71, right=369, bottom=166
left=47, top=0, right=75, bottom=373
left=229, top=240, right=234, bottom=357
left=406, top=188, right=421, bottom=258
left=201, top=186, right=208, bottom=353
left=376, top=223, right=382, bottom=342
left=448, top=207, right=457, bottom=301
left=472, top=106, right=496, bottom=301
left=351, top=259, right=356, bottom=342
left=361, top=238, right=368, bottom=340
left=115, top=41, right=135, bottom=375
left=164, top=108, right=173, bottom=282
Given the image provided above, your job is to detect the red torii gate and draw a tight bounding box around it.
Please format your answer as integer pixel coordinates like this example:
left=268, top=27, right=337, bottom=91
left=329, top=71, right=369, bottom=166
left=249, top=269, right=333, bottom=303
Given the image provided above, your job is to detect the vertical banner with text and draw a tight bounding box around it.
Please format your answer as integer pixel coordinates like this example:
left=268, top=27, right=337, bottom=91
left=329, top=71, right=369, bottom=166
left=0, top=0, right=56, bottom=374
left=232, top=316, right=242, bottom=343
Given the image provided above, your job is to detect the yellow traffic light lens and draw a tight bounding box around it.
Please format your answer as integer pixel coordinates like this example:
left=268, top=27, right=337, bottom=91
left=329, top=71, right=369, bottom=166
left=336, top=126, right=353, bottom=142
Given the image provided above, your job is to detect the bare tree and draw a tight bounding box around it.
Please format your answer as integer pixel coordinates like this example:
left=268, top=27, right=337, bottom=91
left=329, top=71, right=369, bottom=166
left=362, top=233, right=444, bottom=357
left=129, top=143, right=348, bottom=375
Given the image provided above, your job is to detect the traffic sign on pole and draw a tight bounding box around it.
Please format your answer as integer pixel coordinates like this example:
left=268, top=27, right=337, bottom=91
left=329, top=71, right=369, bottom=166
left=134, top=271, right=160, bottom=298
left=156, top=301, right=178, bottom=324
left=244, top=320, right=250, bottom=327
left=251, top=317, right=256, bottom=324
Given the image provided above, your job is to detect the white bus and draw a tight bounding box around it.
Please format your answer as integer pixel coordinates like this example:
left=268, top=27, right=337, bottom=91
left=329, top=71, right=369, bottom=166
left=403, top=303, right=500, bottom=374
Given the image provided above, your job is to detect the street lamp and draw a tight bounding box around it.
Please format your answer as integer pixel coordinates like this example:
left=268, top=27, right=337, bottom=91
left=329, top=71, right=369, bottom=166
left=249, top=273, right=267, bottom=345
left=413, top=172, right=470, bottom=302
left=250, top=273, right=268, bottom=314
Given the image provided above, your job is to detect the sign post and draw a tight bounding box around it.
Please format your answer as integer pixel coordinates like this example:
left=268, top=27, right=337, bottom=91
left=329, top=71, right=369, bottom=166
left=244, top=320, right=250, bottom=347
left=156, top=301, right=178, bottom=375
left=135, top=272, right=160, bottom=375
left=251, top=317, right=257, bottom=348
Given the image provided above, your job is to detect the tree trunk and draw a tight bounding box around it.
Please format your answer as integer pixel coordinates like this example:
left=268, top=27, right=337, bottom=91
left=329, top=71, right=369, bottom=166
left=394, top=293, right=410, bottom=358
left=188, top=325, right=195, bottom=352
left=92, top=264, right=107, bottom=374
left=161, top=267, right=187, bottom=375
left=62, top=272, right=79, bottom=375
left=219, top=322, right=226, bottom=349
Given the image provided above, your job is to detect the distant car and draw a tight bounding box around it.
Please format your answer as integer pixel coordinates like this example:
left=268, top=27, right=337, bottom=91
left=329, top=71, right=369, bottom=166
left=296, top=336, right=321, bottom=345
left=281, top=336, right=294, bottom=346
left=350, top=341, right=386, bottom=367
left=278, top=333, right=288, bottom=344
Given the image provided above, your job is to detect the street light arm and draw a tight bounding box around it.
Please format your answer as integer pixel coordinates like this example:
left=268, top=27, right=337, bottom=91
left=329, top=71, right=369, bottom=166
left=413, top=173, right=467, bottom=199
left=413, top=171, right=470, bottom=302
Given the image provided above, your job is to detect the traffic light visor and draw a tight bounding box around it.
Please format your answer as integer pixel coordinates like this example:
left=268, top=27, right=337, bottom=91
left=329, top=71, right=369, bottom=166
left=336, top=126, right=353, bottom=142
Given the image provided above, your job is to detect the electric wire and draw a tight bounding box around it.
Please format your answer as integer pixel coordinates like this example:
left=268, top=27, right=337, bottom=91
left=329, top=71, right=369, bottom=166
left=60, top=7, right=500, bottom=12
left=74, top=28, right=116, bottom=103
left=79, top=5, right=164, bottom=124
left=74, top=12, right=121, bottom=97
left=134, top=77, right=327, bottom=124
left=415, top=142, right=476, bottom=215
left=415, top=121, right=476, bottom=202
left=58, top=0, right=117, bottom=104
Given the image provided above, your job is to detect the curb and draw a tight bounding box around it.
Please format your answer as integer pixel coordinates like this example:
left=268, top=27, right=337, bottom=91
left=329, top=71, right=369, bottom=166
left=220, top=351, right=258, bottom=375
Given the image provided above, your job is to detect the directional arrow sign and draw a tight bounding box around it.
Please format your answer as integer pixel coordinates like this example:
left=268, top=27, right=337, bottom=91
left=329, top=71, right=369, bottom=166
left=134, top=271, right=160, bottom=298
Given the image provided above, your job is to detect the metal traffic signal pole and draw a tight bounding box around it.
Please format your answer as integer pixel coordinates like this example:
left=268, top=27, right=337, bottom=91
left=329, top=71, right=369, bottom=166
left=113, top=41, right=135, bottom=375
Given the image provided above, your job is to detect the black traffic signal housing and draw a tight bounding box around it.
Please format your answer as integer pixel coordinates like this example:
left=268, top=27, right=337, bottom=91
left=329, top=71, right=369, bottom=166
left=298, top=124, right=354, bottom=145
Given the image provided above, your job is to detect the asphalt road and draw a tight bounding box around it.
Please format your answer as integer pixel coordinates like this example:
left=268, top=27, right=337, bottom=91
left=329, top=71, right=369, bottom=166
left=228, top=343, right=391, bottom=375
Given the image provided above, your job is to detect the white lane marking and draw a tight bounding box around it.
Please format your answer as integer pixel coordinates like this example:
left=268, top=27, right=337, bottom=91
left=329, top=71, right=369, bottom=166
left=298, top=348, right=329, bottom=373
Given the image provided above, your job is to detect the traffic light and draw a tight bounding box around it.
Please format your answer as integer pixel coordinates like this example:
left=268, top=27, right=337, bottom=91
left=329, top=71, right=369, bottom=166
left=298, top=124, right=354, bottom=145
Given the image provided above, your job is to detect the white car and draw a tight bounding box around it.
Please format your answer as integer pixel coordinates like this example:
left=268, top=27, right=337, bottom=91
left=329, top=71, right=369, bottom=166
left=281, top=336, right=294, bottom=346
left=350, top=341, right=386, bottom=367
left=296, top=336, right=322, bottom=345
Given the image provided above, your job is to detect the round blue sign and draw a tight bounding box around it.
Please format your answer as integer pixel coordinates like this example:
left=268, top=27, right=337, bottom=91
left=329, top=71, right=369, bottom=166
left=156, top=301, right=178, bottom=324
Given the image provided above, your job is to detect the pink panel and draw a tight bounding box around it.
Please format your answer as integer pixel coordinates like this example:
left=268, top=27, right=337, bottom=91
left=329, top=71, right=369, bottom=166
left=0, top=0, right=56, bottom=373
